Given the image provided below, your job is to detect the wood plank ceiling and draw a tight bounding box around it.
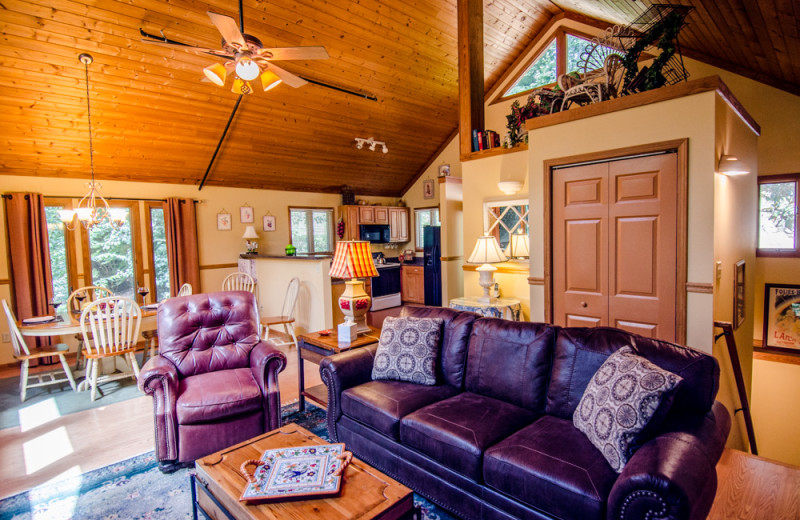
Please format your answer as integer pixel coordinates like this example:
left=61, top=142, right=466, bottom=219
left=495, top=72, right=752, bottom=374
left=0, top=0, right=797, bottom=196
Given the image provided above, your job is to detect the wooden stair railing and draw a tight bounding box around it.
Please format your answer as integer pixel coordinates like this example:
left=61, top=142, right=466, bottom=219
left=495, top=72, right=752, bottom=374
left=714, top=321, right=758, bottom=455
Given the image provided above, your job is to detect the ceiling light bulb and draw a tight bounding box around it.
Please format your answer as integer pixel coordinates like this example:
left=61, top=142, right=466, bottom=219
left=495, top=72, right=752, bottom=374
left=382, top=144, right=388, bottom=153
left=369, top=142, right=377, bottom=151
left=356, top=141, right=363, bottom=149
left=235, top=57, right=260, bottom=81
left=203, top=63, right=227, bottom=86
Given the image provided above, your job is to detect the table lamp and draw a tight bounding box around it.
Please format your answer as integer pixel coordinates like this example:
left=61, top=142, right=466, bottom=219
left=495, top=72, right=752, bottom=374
left=242, top=225, right=259, bottom=253
left=329, top=241, right=378, bottom=342
left=468, top=235, right=508, bottom=303
left=505, top=231, right=530, bottom=259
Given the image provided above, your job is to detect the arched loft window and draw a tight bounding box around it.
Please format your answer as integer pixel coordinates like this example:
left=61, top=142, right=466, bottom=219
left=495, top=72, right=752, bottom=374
left=504, top=39, right=557, bottom=96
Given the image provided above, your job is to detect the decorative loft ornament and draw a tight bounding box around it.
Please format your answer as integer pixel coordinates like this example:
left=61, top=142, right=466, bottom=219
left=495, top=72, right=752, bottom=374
left=354, top=137, right=388, bottom=154
left=58, top=54, right=126, bottom=231
left=467, top=235, right=508, bottom=303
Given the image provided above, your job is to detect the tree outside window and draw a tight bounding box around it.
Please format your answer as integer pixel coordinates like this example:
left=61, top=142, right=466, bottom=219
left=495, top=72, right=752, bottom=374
left=290, top=208, right=334, bottom=254
left=758, top=176, right=799, bottom=256
left=44, top=205, right=72, bottom=303
left=414, top=208, right=440, bottom=250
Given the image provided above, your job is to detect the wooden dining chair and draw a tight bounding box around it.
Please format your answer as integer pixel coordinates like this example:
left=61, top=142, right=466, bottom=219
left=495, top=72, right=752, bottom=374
left=80, top=296, right=142, bottom=401
left=177, top=283, right=193, bottom=297
left=67, top=285, right=113, bottom=370
left=2, top=299, right=77, bottom=402
left=222, top=272, right=256, bottom=294
left=260, top=277, right=300, bottom=349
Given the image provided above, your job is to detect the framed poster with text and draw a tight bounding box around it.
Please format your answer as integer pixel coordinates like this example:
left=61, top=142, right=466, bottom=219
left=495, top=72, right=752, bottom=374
left=762, top=283, right=800, bottom=353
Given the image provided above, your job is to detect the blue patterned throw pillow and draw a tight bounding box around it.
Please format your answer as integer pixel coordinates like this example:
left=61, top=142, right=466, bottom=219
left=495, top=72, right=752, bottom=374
left=573, top=346, right=683, bottom=472
left=372, top=316, right=444, bottom=385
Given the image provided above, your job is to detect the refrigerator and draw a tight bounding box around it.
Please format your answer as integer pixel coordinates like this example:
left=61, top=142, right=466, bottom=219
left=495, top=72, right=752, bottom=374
left=423, top=225, right=442, bottom=307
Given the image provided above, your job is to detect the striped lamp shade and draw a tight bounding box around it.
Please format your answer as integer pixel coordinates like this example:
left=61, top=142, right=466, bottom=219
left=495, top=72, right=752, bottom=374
left=329, top=241, right=378, bottom=279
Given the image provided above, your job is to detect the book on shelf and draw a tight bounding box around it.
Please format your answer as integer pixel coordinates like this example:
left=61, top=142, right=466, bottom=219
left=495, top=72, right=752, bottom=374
left=472, top=129, right=503, bottom=152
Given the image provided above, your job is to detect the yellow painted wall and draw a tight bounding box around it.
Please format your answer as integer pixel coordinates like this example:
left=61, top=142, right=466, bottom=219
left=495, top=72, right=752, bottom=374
left=751, top=358, right=800, bottom=465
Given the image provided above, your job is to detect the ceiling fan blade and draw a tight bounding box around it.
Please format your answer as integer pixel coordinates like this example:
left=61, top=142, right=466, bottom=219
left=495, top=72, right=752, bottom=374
left=207, top=11, right=247, bottom=48
left=259, top=46, right=330, bottom=61
left=264, top=63, right=308, bottom=88
left=140, top=39, right=233, bottom=59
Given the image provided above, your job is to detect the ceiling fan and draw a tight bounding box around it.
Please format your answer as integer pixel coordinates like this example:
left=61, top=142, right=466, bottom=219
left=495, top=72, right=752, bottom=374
left=141, top=9, right=329, bottom=94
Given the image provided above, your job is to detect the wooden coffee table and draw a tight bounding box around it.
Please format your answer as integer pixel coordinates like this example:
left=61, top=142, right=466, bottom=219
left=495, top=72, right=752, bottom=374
left=192, top=422, right=415, bottom=520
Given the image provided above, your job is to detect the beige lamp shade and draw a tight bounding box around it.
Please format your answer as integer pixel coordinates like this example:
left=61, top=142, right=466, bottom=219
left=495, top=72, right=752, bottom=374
left=505, top=232, right=530, bottom=259
left=260, top=69, right=282, bottom=91
left=203, top=63, right=227, bottom=86
left=468, top=235, right=508, bottom=264
left=242, top=225, right=259, bottom=239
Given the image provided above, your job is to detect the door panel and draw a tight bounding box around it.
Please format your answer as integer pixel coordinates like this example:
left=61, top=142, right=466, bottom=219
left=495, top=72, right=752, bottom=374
left=615, top=320, right=658, bottom=338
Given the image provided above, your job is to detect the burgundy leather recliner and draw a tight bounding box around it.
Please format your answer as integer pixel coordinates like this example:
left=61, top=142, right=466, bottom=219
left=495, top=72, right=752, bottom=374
left=139, top=291, right=286, bottom=472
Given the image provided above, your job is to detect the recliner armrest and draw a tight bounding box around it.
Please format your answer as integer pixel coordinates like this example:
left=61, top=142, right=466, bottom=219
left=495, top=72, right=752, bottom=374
left=249, top=341, right=287, bottom=431
left=138, top=355, right=181, bottom=461
left=607, top=401, right=731, bottom=520
left=319, top=344, right=378, bottom=442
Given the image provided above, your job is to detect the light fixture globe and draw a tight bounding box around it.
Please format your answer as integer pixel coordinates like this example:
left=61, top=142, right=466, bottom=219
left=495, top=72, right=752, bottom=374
left=235, top=56, right=260, bottom=81
left=498, top=180, right=523, bottom=195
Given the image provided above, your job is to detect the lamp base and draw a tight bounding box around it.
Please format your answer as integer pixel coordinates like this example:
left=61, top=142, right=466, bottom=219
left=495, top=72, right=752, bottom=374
left=476, top=264, right=497, bottom=304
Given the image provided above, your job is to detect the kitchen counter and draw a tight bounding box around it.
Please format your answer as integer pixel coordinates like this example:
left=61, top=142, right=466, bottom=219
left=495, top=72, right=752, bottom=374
left=240, top=253, right=332, bottom=260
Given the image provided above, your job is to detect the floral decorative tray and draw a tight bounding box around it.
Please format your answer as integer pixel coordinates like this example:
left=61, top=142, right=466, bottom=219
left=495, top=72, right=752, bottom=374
left=239, top=443, right=352, bottom=503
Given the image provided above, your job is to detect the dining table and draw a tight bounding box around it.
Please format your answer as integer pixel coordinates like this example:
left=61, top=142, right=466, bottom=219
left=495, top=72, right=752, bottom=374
left=18, top=306, right=159, bottom=392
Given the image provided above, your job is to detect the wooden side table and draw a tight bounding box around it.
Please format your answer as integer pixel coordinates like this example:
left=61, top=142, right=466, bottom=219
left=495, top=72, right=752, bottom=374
left=297, top=328, right=380, bottom=411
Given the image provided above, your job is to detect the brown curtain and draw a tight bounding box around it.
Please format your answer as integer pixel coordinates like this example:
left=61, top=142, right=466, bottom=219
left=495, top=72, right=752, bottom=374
left=164, top=197, right=200, bottom=296
left=4, top=192, right=53, bottom=348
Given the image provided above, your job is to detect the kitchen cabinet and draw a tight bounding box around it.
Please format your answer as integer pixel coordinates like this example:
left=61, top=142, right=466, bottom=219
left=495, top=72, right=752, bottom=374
left=339, top=206, right=360, bottom=241
left=358, top=206, right=389, bottom=225
left=401, top=265, right=424, bottom=304
left=389, top=208, right=409, bottom=242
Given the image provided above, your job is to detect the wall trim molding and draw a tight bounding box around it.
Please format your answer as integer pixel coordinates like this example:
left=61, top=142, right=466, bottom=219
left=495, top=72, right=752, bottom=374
left=462, top=263, right=530, bottom=275
left=528, top=277, right=544, bottom=286
left=200, top=263, right=238, bottom=271
left=686, top=282, right=713, bottom=294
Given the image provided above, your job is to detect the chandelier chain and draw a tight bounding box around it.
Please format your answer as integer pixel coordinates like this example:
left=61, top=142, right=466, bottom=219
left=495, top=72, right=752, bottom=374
left=83, top=56, right=95, bottom=182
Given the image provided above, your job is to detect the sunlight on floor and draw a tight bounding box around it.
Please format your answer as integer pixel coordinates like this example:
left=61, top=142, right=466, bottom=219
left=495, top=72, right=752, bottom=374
left=18, top=398, right=62, bottom=433
left=27, top=465, right=82, bottom=520
left=23, top=427, right=74, bottom=475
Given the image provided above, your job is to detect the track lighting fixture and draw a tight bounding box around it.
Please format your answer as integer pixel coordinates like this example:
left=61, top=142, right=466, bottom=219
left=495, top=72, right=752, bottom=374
left=354, top=137, right=388, bottom=154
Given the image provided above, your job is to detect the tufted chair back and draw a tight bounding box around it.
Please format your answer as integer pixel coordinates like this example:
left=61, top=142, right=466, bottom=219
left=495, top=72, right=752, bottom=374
left=157, top=290, right=261, bottom=378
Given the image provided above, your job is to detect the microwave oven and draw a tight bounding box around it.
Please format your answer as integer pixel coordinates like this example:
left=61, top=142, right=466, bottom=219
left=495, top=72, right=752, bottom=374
left=360, top=224, right=391, bottom=243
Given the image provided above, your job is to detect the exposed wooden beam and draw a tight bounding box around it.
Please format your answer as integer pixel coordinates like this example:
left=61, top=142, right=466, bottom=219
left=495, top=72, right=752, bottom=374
left=457, top=0, right=484, bottom=157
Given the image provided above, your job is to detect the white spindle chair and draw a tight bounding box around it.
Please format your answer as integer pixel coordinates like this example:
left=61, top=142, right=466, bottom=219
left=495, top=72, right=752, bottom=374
left=260, top=277, right=300, bottom=349
left=80, top=296, right=142, bottom=401
left=177, top=283, right=193, bottom=297
left=67, top=285, right=113, bottom=370
left=2, top=299, right=77, bottom=402
left=222, top=272, right=256, bottom=294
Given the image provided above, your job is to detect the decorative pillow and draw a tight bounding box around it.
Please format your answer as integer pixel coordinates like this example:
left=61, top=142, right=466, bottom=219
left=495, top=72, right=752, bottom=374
left=573, top=346, right=683, bottom=472
left=372, top=316, right=444, bottom=385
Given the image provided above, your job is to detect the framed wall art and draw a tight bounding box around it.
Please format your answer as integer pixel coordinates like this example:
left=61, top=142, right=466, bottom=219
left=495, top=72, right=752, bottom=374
left=438, top=164, right=450, bottom=177
left=423, top=179, right=435, bottom=200
left=240, top=204, right=254, bottom=223
left=762, top=283, right=800, bottom=353
left=263, top=214, right=276, bottom=232
left=733, top=260, right=745, bottom=330
left=217, top=211, right=232, bottom=231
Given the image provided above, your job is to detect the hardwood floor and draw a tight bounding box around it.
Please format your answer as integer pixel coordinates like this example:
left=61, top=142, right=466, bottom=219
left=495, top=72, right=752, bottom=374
left=0, top=343, right=321, bottom=500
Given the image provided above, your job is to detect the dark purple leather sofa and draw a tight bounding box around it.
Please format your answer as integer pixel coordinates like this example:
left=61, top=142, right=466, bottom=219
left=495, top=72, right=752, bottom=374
left=139, top=291, right=286, bottom=472
left=320, top=306, right=731, bottom=520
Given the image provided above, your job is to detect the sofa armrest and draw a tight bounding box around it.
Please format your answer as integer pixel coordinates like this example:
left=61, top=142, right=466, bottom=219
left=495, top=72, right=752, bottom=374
left=249, top=341, right=288, bottom=431
left=138, top=355, right=181, bottom=462
left=608, top=401, right=731, bottom=520
left=319, top=344, right=379, bottom=442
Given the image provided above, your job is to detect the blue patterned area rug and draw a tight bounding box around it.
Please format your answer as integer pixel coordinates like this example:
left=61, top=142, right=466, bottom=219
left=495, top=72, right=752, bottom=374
left=0, top=402, right=457, bottom=520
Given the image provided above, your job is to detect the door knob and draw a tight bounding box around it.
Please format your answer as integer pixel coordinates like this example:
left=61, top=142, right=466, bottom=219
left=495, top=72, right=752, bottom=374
left=581, top=301, right=588, bottom=308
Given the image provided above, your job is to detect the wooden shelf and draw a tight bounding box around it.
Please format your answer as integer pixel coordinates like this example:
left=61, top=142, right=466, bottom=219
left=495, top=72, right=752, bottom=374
left=302, top=384, right=329, bottom=407
left=461, top=143, right=528, bottom=162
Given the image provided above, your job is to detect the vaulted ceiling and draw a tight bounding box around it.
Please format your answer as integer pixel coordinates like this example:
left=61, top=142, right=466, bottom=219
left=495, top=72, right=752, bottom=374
left=0, top=1, right=797, bottom=196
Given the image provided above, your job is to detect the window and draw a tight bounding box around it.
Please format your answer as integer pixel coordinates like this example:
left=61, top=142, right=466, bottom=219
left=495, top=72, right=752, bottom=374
left=758, top=174, right=799, bottom=256
left=290, top=207, right=334, bottom=254
left=484, top=200, right=529, bottom=252
left=505, top=39, right=557, bottom=96
left=44, top=199, right=77, bottom=303
left=82, top=202, right=140, bottom=299
left=414, top=207, right=440, bottom=250
left=146, top=202, right=170, bottom=302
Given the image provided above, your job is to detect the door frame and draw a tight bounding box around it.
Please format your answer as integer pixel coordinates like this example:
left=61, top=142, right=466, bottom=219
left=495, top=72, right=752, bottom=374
left=543, top=138, right=689, bottom=343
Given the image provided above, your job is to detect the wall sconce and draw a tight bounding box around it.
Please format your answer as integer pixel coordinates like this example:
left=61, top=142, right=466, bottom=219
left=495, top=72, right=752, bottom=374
left=354, top=137, right=388, bottom=154
left=498, top=181, right=523, bottom=195
left=717, top=155, right=750, bottom=176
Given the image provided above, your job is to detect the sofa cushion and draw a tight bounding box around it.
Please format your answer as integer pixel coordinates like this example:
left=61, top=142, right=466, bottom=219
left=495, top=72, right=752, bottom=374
left=400, top=306, right=477, bottom=389
left=372, top=316, right=443, bottom=385
left=574, top=346, right=683, bottom=472
left=341, top=381, right=460, bottom=440
left=176, top=368, right=262, bottom=424
left=400, top=392, right=537, bottom=481
left=484, top=415, right=618, bottom=519
left=465, top=319, right=556, bottom=413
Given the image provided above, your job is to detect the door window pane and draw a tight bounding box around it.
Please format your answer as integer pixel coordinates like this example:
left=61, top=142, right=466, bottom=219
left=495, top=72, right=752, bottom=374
left=45, top=206, right=70, bottom=303
left=149, top=207, right=170, bottom=301
left=88, top=210, right=136, bottom=298
left=759, top=182, right=796, bottom=249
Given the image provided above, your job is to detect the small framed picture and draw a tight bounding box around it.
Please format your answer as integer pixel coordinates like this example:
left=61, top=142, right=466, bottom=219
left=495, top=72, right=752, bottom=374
left=263, top=215, right=276, bottom=232
left=423, top=179, right=435, bottom=200
left=240, top=205, right=254, bottom=223
left=733, top=260, right=745, bottom=330
left=217, top=212, right=232, bottom=231
left=762, top=283, right=800, bottom=353
left=438, top=164, right=450, bottom=177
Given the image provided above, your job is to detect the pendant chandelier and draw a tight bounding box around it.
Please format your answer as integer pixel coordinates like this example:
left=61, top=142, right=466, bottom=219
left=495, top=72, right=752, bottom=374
left=59, top=53, right=126, bottom=230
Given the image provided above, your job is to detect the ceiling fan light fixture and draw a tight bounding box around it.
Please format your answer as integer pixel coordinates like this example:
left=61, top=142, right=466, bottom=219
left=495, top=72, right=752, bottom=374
left=235, top=57, right=260, bottom=81
left=231, top=78, right=253, bottom=95
left=260, top=69, right=281, bottom=91
left=203, top=63, right=227, bottom=86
